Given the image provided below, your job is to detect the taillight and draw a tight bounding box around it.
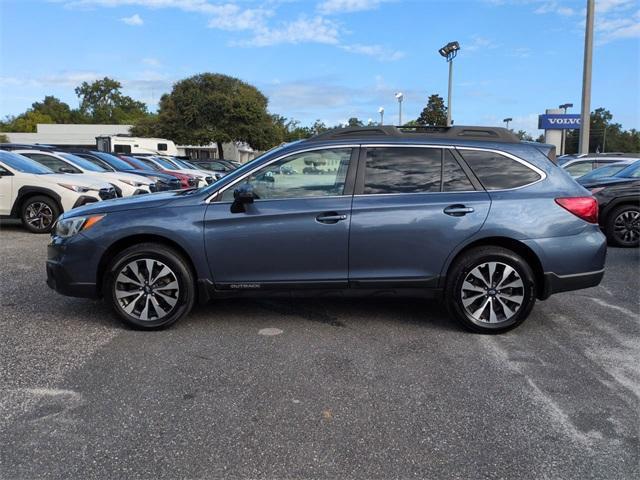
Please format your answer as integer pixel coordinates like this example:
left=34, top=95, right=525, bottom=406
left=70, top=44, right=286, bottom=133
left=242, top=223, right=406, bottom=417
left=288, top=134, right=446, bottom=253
left=555, top=197, right=598, bottom=224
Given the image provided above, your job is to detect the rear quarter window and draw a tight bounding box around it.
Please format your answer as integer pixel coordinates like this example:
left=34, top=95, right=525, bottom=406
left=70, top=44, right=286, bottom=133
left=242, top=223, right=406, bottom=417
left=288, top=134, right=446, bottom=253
left=458, top=149, right=541, bottom=190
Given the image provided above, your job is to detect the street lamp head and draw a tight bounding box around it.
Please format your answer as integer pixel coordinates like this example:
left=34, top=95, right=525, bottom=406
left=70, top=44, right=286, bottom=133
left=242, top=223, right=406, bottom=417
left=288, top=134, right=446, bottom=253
left=559, top=103, right=574, bottom=110
left=439, top=41, right=460, bottom=59
left=378, top=106, right=384, bottom=113
left=503, top=117, right=513, bottom=123
left=395, top=92, right=404, bottom=101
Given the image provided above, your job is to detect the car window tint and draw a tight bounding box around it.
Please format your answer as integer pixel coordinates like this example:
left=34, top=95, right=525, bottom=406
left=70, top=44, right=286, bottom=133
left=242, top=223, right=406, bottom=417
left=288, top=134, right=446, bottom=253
left=21, top=153, right=82, bottom=173
left=364, top=147, right=441, bottom=194
left=442, top=150, right=474, bottom=191
left=221, top=148, right=352, bottom=201
left=565, top=161, right=594, bottom=176
left=460, top=150, right=541, bottom=189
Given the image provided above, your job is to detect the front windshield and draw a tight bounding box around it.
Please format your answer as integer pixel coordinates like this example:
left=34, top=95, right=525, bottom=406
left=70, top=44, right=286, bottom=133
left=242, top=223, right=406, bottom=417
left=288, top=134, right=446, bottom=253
left=579, top=163, right=628, bottom=181
left=153, top=156, right=180, bottom=170
left=0, top=151, right=54, bottom=174
left=60, top=153, right=107, bottom=172
left=615, top=161, right=640, bottom=178
left=94, top=152, right=137, bottom=171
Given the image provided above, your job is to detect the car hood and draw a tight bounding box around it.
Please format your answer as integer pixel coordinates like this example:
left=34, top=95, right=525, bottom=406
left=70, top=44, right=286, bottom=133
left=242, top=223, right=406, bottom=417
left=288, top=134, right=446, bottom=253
left=43, top=173, right=112, bottom=190
left=67, top=190, right=185, bottom=216
left=581, top=177, right=638, bottom=188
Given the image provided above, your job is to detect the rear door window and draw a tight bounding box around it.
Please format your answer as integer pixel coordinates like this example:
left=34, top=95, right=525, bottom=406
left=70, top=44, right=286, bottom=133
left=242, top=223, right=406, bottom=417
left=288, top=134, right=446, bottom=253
left=442, top=150, right=474, bottom=191
left=458, top=149, right=541, bottom=189
left=363, top=147, right=442, bottom=194
left=564, top=160, right=594, bottom=177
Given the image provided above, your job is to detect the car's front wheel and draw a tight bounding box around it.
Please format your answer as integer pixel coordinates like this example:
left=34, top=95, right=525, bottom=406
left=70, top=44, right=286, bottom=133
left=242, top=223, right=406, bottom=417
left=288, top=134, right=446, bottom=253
left=606, top=204, right=640, bottom=248
left=104, top=243, right=195, bottom=329
left=445, top=246, right=536, bottom=334
left=21, top=195, right=59, bottom=233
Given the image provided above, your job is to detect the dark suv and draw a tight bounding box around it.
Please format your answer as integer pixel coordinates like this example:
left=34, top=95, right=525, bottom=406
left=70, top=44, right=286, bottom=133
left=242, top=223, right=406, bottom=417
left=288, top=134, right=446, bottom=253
left=46, top=126, right=607, bottom=333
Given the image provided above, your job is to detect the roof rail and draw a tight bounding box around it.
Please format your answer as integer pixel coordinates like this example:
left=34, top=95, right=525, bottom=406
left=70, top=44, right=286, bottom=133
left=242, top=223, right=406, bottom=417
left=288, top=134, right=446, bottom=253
left=308, top=125, right=521, bottom=143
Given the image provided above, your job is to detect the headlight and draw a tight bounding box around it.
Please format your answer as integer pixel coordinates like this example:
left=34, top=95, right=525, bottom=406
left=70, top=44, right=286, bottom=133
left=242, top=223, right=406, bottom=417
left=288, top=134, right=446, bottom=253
left=58, top=183, right=92, bottom=193
left=54, top=214, right=106, bottom=238
left=118, top=178, right=146, bottom=187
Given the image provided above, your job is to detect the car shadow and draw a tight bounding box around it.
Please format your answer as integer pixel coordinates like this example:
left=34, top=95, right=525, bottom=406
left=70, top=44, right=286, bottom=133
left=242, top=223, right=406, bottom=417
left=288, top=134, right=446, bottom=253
left=185, top=296, right=460, bottom=333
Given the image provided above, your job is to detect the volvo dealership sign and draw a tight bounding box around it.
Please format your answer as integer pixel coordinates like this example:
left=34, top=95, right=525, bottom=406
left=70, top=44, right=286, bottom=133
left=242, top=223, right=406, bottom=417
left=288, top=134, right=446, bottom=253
left=538, top=114, right=581, bottom=130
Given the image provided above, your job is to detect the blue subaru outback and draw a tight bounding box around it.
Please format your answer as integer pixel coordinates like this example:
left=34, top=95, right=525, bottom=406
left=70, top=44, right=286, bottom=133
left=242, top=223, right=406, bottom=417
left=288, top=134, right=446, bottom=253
left=47, top=126, right=606, bottom=333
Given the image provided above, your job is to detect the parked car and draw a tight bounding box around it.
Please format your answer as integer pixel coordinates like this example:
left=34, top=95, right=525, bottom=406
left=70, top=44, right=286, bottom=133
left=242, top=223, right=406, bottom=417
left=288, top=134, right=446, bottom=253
left=189, top=160, right=234, bottom=174
left=10, top=150, right=155, bottom=197
left=169, top=158, right=225, bottom=181
left=63, top=150, right=182, bottom=192
left=120, top=156, right=198, bottom=189
left=47, top=126, right=606, bottom=333
left=137, top=155, right=215, bottom=187
left=0, top=150, right=115, bottom=233
left=559, top=153, right=640, bottom=178
left=576, top=161, right=634, bottom=184
left=581, top=160, right=640, bottom=247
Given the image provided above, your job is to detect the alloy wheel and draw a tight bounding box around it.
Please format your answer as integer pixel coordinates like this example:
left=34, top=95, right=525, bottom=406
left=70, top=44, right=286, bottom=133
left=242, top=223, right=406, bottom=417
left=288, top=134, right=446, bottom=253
left=114, top=259, right=180, bottom=321
left=25, top=202, right=54, bottom=230
left=460, top=261, right=524, bottom=324
left=613, top=209, right=640, bottom=245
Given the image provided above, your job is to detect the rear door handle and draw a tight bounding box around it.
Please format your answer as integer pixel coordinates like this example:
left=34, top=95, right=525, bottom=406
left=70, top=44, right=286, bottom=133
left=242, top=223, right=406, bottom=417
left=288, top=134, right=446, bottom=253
left=316, top=213, right=348, bottom=224
left=444, top=205, right=475, bottom=217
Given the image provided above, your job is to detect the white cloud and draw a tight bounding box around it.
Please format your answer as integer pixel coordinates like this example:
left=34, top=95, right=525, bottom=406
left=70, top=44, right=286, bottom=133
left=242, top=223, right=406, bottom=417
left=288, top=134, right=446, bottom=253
left=465, top=36, right=499, bottom=52
left=142, top=57, right=161, bottom=67
left=534, top=1, right=575, bottom=16
left=240, top=16, right=341, bottom=46
left=317, top=0, right=389, bottom=15
left=121, top=13, right=143, bottom=25
left=341, top=44, right=405, bottom=61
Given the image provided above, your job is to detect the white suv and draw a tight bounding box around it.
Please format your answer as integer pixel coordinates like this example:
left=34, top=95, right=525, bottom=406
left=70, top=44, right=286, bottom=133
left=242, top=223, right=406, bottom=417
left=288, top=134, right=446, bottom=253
left=14, top=150, right=155, bottom=197
left=0, top=150, right=116, bottom=233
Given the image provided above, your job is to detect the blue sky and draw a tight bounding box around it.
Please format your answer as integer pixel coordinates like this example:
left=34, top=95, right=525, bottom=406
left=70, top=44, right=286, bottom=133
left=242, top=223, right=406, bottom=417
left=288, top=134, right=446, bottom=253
left=0, top=0, right=638, bottom=135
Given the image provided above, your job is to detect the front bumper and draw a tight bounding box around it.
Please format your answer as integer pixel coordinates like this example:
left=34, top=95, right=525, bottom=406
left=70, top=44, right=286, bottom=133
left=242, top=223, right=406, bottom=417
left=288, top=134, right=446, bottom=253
left=46, top=237, right=101, bottom=299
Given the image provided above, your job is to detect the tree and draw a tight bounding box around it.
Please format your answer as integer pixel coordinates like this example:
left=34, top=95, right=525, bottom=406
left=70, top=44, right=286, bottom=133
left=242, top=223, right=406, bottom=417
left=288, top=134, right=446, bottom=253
left=416, top=94, right=447, bottom=126
left=0, top=111, right=54, bottom=132
left=31, top=96, right=74, bottom=124
left=346, top=117, right=364, bottom=127
left=134, top=73, right=280, bottom=157
left=564, top=108, right=640, bottom=154
left=75, top=77, right=148, bottom=124
left=515, top=130, right=534, bottom=141
left=0, top=133, right=9, bottom=143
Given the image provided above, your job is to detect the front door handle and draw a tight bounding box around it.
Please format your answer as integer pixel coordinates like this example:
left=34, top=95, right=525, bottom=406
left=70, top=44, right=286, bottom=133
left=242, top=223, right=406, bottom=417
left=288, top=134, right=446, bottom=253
left=444, top=204, right=475, bottom=217
left=316, top=212, right=348, bottom=224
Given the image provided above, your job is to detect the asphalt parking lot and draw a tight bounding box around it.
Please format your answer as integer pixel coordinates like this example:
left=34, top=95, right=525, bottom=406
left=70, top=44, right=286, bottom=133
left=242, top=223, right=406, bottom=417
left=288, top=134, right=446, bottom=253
left=0, top=221, right=638, bottom=480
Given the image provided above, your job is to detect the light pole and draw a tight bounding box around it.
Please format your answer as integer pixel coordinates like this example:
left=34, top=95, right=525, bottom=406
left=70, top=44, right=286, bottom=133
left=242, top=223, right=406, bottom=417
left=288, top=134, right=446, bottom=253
left=378, top=106, right=384, bottom=125
left=559, top=103, right=573, bottom=155
left=579, top=0, right=594, bottom=154
left=503, top=117, right=513, bottom=130
left=395, top=93, right=404, bottom=126
left=439, top=41, right=460, bottom=127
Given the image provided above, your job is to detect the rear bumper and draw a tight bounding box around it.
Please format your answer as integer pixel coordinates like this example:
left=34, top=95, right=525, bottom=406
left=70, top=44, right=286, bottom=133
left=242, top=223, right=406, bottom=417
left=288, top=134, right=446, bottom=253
left=540, top=269, right=604, bottom=300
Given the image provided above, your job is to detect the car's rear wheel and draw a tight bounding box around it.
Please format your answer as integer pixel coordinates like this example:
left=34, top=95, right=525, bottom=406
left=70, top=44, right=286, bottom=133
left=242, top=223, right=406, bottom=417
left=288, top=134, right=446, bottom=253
left=606, top=204, right=640, bottom=248
left=21, top=195, right=59, bottom=234
left=105, top=243, right=195, bottom=329
left=445, top=246, right=536, bottom=334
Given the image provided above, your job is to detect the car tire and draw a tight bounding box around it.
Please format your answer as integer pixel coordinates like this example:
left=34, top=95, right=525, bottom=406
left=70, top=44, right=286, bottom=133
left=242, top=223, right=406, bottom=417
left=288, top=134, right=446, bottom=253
left=605, top=204, right=640, bottom=248
left=445, top=246, right=536, bottom=334
left=20, top=195, right=60, bottom=234
left=104, top=243, right=195, bottom=329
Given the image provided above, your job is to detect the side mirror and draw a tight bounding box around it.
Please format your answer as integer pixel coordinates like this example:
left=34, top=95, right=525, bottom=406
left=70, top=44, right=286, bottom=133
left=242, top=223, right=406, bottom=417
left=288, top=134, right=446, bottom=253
left=231, top=184, right=256, bottom=213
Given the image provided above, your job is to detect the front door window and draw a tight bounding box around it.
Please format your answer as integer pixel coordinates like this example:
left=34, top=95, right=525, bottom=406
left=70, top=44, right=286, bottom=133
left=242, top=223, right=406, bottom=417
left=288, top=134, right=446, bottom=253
left=220, top=148, right=353, bottom=201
